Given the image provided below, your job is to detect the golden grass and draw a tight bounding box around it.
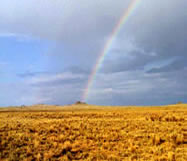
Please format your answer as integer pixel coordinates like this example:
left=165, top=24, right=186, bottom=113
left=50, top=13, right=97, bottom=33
left=0, top=104, right=187, bottom=160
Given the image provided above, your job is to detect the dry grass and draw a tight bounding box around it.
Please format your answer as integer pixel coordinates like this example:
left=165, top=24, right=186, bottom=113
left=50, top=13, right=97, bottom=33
left=0, top=104, right=187, bottom=160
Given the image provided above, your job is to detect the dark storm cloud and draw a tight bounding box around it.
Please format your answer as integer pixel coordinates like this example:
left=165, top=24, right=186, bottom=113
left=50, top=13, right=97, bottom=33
left=101, top=49, right=157, bottom=73
left=127, top=0, right=187, bottom=58
left=1, top=0, right=186, bottom=74
left=100, top=0, right=187, bottom=74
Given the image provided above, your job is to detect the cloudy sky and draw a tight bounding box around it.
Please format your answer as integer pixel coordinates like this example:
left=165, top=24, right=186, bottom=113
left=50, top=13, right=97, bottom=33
left=0, top=0, right=186, bottom=106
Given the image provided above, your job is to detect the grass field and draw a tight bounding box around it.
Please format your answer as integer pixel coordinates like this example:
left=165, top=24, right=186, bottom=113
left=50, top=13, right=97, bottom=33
left=0, top=104, right=187, bottom=161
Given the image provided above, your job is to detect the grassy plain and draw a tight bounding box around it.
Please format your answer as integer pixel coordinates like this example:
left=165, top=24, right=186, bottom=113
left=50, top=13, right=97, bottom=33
left=0, top=104, right=187, bottom=161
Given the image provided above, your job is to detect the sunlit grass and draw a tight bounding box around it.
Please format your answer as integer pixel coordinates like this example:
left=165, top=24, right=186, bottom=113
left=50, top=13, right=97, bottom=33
left=0, top=104, right=186, bottom=160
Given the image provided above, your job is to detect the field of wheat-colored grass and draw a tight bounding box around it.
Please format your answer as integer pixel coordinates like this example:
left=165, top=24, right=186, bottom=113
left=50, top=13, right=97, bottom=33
left=0, top=104, right=187, bottom=161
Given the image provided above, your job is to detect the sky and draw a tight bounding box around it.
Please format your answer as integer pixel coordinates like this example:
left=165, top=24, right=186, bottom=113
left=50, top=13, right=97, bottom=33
left=0, top=0, right=187, bottom=106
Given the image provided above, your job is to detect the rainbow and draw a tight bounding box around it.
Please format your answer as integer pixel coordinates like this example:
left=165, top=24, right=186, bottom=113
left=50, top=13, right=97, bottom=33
left=82, top=0, right=140, bottom=102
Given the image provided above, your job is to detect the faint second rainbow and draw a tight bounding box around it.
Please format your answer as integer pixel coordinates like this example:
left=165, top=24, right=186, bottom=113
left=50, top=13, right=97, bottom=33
left=82, top=0, right=140, bottom=102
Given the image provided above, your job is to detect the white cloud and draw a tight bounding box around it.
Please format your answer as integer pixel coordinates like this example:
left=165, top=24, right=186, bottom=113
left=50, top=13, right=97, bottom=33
left=28, top=72, right=84, bottom=85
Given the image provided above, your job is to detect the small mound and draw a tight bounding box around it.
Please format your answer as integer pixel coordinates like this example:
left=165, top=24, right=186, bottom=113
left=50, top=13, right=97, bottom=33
left=74, top=101, right=87, bottom=105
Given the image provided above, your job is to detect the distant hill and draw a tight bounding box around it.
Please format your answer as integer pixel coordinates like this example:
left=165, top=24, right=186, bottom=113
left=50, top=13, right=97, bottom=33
left=0, top=103, right=186, bottom=112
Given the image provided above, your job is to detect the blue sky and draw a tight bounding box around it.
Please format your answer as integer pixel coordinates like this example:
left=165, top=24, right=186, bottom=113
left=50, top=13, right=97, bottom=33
left=0, top=0, right=187, bottom=106
left=0, top=36, right=48, bottom=77
left=0, top=36, right=50, bottom=105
